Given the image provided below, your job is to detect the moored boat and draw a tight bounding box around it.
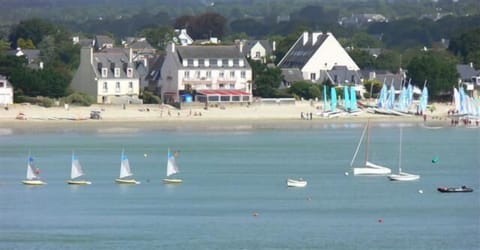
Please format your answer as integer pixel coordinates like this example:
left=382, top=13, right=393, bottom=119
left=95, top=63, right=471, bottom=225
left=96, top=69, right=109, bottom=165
left=287, top=178, right=307, bottom=187
left=437, top=186, right=473, bottom=193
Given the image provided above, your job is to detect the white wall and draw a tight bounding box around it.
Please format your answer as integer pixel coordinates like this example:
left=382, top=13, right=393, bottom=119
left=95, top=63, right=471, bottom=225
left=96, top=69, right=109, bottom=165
left=302, top=34, right=359, bottom=76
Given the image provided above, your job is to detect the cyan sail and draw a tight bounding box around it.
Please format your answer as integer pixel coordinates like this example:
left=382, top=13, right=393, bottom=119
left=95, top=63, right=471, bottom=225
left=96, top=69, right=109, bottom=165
left=387, top=84, right=395, bottom=109
left=350, top=86, right=357, bottom=111
left=419, top=86, right=429, bottom=114
left=378, top=84, right=388, bottom=108
left=343, top=86, right=350, bottom=110
left=331, top=87, right=337, bottom=112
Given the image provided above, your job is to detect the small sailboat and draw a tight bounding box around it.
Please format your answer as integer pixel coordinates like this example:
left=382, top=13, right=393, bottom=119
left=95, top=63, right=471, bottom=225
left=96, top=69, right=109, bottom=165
left=287, top=178, right=307, bottom=187
left=22, top=155, right=46, bottom=185
left=351, top=121, right=391, bottom=175
left=163, top=149, right=182, bottom=184
left=388, top=128, right=420, bottom=181
left=67, top=152, right=92, bottom=185
left=115, top=150, right=140, bottom=184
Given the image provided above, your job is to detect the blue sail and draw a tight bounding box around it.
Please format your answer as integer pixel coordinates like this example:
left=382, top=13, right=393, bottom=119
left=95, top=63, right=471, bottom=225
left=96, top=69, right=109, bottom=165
left=406, top=82, right=413, bottom=107
left=378, top=84, right=388, bottom=108
left=459, top=87, right=467, bottom=114
left=419, top=86, right=429, bottom=114
left=344, top=86, right=350, bottom=110
left=350, top=86, right=357, bottom=111
left=331, top=87, right=337, bottom=112
left=387, top=84, right=395, bottom=109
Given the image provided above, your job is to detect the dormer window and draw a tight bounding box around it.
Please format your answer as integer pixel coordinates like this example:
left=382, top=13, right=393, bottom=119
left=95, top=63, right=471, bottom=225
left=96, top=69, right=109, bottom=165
left=182, top=60, right=188, bottom=67
left=228, top=59, right=233, bottom=67
left=239, top=59, right=245, bottom=67
left=255, top=51, right=261, bottom=58
left=193, top=59, right=198, bottom=67
left=217, top=59, right=222, bottom=67
left=102, top=68, right=108, bottom=77
left=222, top=59, right=228, bottom=67
left=127, top=68, right=133, bottom=78
left=114, top=68, right=120, bottom=77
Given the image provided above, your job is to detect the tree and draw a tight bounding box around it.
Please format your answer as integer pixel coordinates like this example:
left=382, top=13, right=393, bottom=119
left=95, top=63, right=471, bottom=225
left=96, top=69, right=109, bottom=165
left=140, top=26, right=175, bottom=50
left=289, top=81, right=321, bottom=100
left=174, top=12, right=227, bottom=40
left=448, top=27, right=480, bottom=69
left=348, top=49, right=376, bottom=70
left=9, top=18, right=56, bottom=48
left=406, top=51, right=459, bottom=99
left=250, top=60, right=282, bottom=98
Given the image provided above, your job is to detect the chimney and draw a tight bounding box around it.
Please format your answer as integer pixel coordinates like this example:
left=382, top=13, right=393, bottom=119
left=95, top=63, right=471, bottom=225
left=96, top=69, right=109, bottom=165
left=312, top=32, right=322, bottom=45
left=272, top=41, right=276, bottom=51
left=171, top=42, right=175, bottom=53
left=302, top=31, right=308, bottom=46
left=239, top=41, right=243, bottom=53
left=470, top=62, right=474, bottom=68
left=129, top=48, right=133, bottom=63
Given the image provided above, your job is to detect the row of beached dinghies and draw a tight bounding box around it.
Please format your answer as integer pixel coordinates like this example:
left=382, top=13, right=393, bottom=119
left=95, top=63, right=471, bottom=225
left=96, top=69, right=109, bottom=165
left=21, top=149, right=182, bottom=186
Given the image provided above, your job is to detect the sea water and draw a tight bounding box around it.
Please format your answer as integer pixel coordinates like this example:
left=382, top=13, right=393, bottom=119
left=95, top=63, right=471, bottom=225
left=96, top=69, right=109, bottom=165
left=0, top=123, right=478, bottom=249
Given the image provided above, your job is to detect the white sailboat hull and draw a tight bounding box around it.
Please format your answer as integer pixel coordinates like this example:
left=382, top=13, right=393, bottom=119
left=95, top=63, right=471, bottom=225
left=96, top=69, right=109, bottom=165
left=67, top=180, right=92, bottom=185
left=287, top=178, right=307, bottom=187
left=388, top=172, right=420, bottom=181
left=22, top=180, right=46, bottom=185
left=163, top=178, right=183, bottom=184
left=353, top=161, right=391, bottom=175
left=115, top=178, right=140, bottom=184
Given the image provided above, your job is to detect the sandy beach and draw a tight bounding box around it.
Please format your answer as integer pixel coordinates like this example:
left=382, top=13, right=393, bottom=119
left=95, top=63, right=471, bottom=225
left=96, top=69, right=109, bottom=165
left=0, top=101, right=459, bottom=131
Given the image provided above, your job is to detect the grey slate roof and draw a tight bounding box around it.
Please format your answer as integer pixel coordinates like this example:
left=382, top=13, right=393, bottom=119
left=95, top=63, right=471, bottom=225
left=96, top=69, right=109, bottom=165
left=95, top=35, right=114, bottom=50
left=277, top=33, right=329, bottom=69
left=126, top=38, right=155, bottom=50
left=456, top=64, right=479, bottom=81
left=93, top=50, right=138, bottom=79
left=243, top=40, right=273, bottom=55
left=326, top=66, right=362, bottom=85
left=146, top=53, right=165, bottom=82
left=281, top=68, right=303, bottom=83
left=177, top=46, right=243, bottom=59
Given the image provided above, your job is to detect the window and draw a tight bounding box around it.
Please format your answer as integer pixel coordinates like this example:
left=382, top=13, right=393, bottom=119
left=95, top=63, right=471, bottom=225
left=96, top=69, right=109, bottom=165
left=241, top=71, right=246, bottom=79
left=255, top=51, right=261, bottom=58
left=103, top=82, right=108, bottom=92
left=116, top=82, right=120, bottom=92
left=219, top=71, right=224, bottom=79
left=128, top=82, right=133, bottom=91
left=199, top=59, right=205, bottom=66
left=230, top=71, right=235, bottom=78
left=0, top=82, right=4, bottom=88
left=351, top=75, right=355, bottom=83
left=229, top=84, right=235, bottom=89
left=206, top=84, right=212, bottom=89
left=219, top=84, right=225, bottom=89
left=334, top=75, right=338, bottom=83
left=184, top=71, right=190, bottom=79
left=206, top=71, right=211, bottom=79
left=195, top=71, right=200, bottom=79
left=222, top=59, right=228, bottom=67
left=187, top=59, right=193, bottom=66
left=127, top=68, right=133, bottom=78
left=102, top=68, right=108, bottom=77
left=310, top=73, right=316, bottom=80
left=114, top=68, right=120, bottom=77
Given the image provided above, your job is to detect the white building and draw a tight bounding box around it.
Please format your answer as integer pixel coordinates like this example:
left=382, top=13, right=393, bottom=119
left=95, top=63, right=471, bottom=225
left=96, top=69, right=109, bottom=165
left=71, top=47, right=141, bottom=104
left=159, top=43, right=252, bottom=103
left=277, top=31, right=359, bottom=83
left=0, top=75, right=13, bottom=105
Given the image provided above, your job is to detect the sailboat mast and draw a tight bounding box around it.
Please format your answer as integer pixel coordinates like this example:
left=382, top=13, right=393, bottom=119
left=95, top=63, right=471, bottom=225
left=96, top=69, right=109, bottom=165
left=399, top=127, right=403, bottom=173
left=365, top=120, right=370, bottom=165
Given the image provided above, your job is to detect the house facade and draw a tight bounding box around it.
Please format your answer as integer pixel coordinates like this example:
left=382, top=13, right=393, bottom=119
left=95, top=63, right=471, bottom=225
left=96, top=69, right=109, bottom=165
left=277, top=31, right=360, bottom=86
left=456, top=63, right=480, bottom=95
left=159, top=43, right=252, bottom=103
left=70, top=47, right=141, bottom=104
left=0, top=75, right=13, bottom=105
left=239, top=40, right=275, bottom=63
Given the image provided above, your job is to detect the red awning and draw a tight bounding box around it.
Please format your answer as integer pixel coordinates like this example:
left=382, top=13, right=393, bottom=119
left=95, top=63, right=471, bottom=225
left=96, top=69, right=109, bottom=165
left=197, top=90, right=251, bottom=96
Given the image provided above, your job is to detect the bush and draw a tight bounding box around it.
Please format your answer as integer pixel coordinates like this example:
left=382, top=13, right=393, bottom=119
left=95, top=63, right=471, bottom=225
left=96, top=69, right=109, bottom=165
left=63, top=92, right=95, bottom=106
left=16, top=95, right=55, bottom=107
left=142, top=90, right=162, bottom=104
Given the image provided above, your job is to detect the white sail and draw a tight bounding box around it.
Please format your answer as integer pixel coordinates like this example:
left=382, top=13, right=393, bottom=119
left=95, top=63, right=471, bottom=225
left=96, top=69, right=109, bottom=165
left=26, top=156, right=39, bottom=180
left=70, top=153, right=84, bottom=180
left=166, top=149, right=180, bottom=177
left=119, top=151, right=133, bottom=178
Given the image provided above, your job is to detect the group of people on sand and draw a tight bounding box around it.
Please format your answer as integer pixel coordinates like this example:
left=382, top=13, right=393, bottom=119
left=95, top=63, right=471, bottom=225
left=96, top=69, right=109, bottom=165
left=300, top=112, right=313, bottom=120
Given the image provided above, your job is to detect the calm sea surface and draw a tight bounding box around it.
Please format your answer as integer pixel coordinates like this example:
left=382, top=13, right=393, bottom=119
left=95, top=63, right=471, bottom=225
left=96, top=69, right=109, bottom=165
left=0, top=122, right=479, bottom=249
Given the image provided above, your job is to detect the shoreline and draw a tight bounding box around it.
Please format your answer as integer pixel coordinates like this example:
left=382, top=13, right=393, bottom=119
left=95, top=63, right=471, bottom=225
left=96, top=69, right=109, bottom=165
left=0, top=101, right=465, bottom=132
